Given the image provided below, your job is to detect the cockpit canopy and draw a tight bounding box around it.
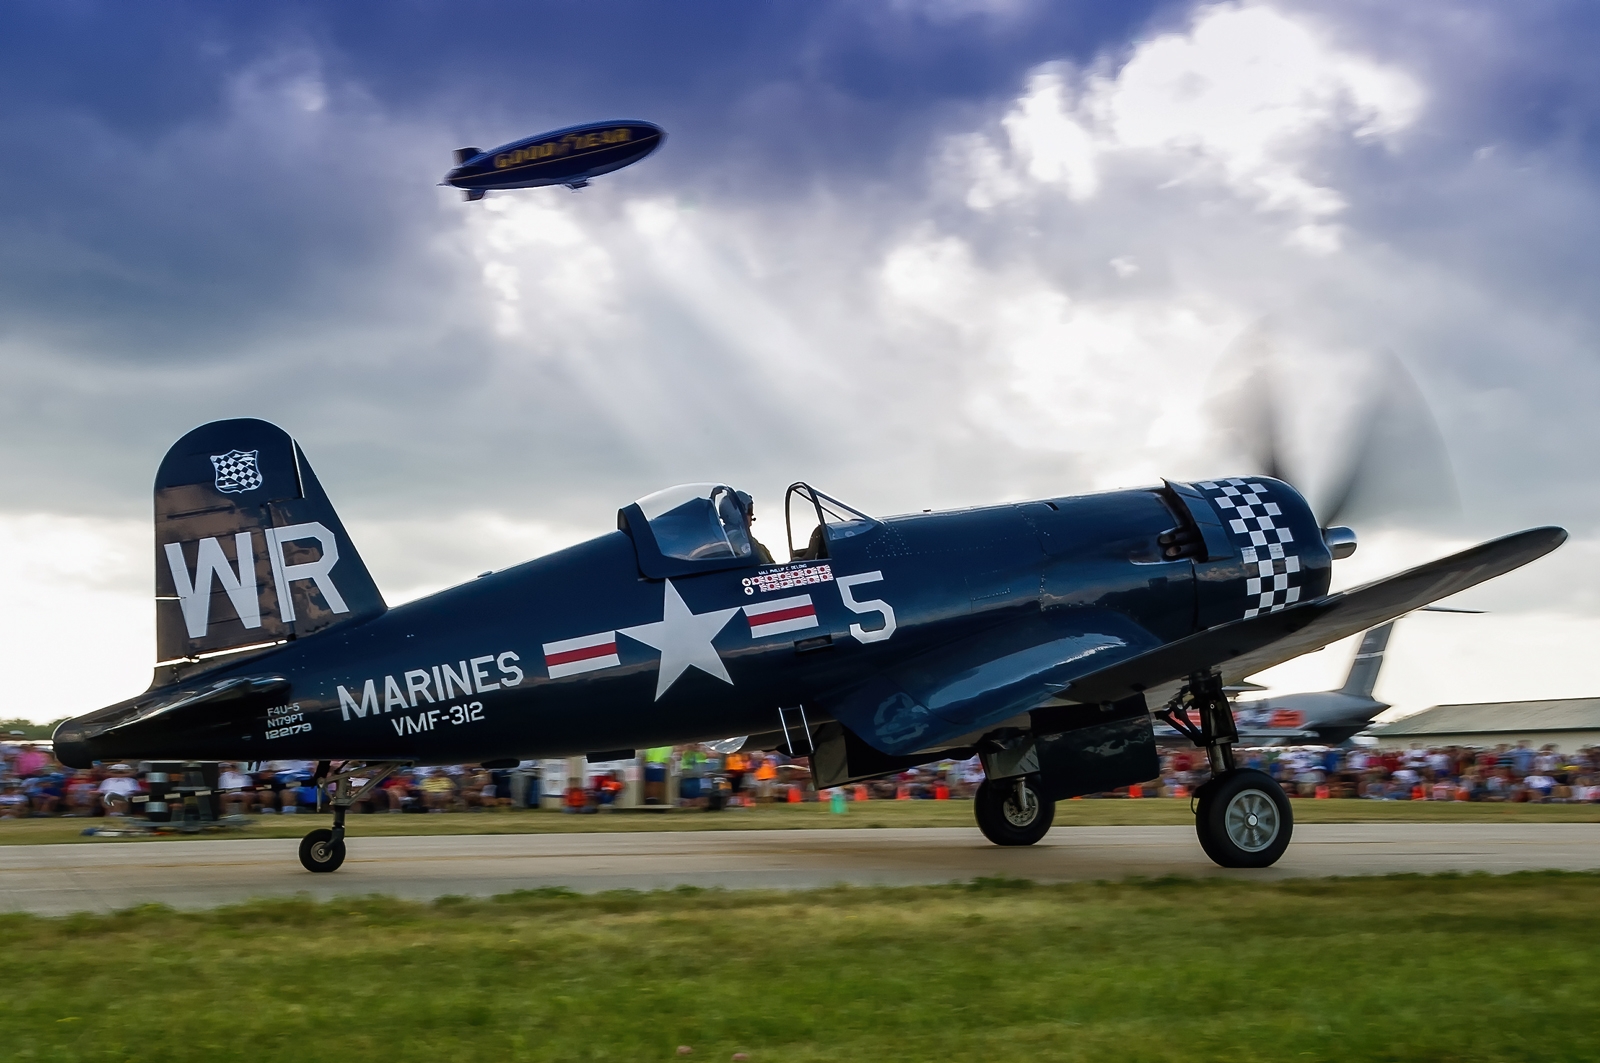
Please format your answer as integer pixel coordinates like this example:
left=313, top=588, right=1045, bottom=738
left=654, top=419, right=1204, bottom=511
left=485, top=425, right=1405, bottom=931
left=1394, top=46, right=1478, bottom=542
left=632, top=483, right=753, bottom=563
left=619, top=480, right=879, bottom=579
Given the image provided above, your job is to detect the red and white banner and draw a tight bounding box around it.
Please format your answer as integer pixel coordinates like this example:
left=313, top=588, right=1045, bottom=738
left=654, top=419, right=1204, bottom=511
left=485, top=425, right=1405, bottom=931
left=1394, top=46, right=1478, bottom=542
left=744, top=594, right=818, bottom=638
left=543, top=630, right=619, bottom=678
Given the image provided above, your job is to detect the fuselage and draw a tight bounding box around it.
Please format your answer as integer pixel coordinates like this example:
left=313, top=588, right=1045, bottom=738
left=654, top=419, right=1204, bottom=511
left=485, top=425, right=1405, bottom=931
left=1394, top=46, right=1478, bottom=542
left=55, top=477, right=1332, bottom=768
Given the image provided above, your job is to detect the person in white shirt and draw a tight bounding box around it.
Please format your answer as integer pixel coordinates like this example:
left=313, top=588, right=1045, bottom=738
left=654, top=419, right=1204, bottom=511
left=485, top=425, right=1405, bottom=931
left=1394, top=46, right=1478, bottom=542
left=97, top=765, right=141, bottom=815
left=1523, top=775, right=1556, bottom=801
left=218, top=764, right=255, bottom=815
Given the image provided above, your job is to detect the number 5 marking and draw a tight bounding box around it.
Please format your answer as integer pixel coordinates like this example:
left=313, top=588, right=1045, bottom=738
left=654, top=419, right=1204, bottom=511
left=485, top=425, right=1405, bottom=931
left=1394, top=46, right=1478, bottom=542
left=838, top=571, right=896, bottom=644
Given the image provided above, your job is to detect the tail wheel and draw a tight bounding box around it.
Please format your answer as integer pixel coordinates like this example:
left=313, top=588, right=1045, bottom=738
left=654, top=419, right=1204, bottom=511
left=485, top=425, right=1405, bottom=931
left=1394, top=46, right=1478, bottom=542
left=1194, top=769, right=1293, bottom=868
left=298, top=828, right=347, bottom=873
left=974, top=776, right=1054, bottom=846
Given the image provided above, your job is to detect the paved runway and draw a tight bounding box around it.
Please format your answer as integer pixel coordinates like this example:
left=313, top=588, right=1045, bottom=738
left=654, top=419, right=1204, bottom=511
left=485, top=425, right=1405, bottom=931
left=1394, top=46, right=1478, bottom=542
left=3, top=824, right=1598, bottom=915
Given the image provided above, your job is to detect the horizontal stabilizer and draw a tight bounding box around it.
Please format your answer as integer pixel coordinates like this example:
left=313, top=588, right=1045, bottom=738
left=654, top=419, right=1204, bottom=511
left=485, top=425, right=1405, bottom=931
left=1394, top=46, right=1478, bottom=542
left=1061, top=526, right=1567, bottom=707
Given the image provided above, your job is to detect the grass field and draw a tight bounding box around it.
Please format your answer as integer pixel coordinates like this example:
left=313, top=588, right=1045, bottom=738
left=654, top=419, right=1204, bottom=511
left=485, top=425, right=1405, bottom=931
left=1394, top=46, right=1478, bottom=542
left=2, top=796, right=1598, bottom=846
left=2, top=873, right=1597, bottom=1062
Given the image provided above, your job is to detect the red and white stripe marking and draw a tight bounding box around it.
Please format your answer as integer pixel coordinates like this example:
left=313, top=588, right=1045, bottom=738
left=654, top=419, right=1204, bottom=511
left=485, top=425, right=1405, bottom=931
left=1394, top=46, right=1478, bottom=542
left=744, top=594, right=818, bottom=638
left=542, top=631, right=619, bottom=678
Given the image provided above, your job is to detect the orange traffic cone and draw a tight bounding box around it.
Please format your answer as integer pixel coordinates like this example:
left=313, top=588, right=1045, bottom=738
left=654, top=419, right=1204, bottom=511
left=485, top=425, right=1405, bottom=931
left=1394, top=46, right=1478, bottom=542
left=787, top=785, right=802, bottom=803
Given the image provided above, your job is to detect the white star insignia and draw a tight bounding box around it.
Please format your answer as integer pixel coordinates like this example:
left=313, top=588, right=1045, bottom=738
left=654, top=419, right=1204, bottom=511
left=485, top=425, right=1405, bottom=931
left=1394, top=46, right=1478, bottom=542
left=618, top=580, right=742, bottom=700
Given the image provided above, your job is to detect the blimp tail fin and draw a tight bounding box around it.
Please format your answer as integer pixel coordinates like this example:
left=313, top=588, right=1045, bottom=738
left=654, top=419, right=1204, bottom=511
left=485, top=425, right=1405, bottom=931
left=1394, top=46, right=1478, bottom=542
left=453, top=146, right=480, bottom=165
left=462, top=188, right=486, bottom=202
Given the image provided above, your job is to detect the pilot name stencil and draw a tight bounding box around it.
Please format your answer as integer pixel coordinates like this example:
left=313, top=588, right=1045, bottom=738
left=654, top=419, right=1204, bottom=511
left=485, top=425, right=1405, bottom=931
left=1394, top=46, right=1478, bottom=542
left=742, top=562, right=833, bottom=596
left=337, top=652, right=524, bottom=721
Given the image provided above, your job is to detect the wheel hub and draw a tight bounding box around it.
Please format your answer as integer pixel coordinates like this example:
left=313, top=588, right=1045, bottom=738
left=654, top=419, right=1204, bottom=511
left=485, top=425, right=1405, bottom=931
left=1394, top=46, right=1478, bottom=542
left=1223, top=789, right=1279, bottom=852
left=1002, top=787, right=1038, bottom=828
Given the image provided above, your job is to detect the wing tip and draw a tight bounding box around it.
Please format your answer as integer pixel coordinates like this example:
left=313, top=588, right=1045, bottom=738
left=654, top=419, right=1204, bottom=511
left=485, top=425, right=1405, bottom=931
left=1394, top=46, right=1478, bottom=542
left=1501, top=524, right=1568, bottom=556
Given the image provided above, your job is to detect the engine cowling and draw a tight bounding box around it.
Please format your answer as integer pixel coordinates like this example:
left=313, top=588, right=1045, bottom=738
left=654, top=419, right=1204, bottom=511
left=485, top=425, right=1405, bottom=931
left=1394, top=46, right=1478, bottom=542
left=1165, top=477, right=1333, bottom=630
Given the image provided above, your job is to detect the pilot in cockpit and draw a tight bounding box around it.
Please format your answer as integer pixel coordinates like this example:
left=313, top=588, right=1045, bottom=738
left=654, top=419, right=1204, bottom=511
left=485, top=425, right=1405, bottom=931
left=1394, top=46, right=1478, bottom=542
left=736, top=491, right=776, bottom=565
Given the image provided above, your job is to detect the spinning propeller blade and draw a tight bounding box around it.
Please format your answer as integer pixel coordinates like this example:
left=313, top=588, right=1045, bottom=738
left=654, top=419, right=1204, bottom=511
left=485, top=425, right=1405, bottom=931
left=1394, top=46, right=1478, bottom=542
left=1208, top=329, right=1459, bottom=534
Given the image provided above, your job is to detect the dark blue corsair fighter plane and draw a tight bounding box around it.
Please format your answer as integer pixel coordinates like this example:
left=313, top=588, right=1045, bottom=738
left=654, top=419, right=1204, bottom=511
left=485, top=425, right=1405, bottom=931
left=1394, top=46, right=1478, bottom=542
left=54, top=419, right=1564, bottom=872
left=444, top=120, right=664, bottom=200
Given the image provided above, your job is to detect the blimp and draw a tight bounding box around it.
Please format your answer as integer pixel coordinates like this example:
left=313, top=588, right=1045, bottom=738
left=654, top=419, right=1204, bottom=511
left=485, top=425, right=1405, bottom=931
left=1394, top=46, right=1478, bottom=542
left=444, top=120, right=664, bottom=200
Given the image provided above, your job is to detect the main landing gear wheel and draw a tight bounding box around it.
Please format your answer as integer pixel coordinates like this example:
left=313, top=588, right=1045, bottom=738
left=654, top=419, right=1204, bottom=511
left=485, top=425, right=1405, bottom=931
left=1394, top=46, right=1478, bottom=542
left=1194, top=769, right=1292, bottom=868
left=298, top=828, right=346, bottom=873
left=974, top=776, right=1055, bottom=846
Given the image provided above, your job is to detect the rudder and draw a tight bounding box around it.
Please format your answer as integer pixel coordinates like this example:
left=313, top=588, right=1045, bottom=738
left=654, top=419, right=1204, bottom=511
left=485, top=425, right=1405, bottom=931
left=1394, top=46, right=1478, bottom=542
left=1337, top=622, right=1394, bottom=699
left=153, top=418, right=385, bottom=666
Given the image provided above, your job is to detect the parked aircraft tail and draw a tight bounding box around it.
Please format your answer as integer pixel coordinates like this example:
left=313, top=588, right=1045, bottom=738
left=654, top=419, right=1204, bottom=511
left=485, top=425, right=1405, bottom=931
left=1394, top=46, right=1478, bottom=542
left=1337, top=622, right=1394, bottom=699
left=153, top=419, right=385, bottom=672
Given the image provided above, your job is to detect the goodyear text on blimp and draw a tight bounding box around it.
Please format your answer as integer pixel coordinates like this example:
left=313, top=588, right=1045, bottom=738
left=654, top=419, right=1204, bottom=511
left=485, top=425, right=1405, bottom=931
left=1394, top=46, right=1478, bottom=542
left=495, top=127, right=634, bottom=169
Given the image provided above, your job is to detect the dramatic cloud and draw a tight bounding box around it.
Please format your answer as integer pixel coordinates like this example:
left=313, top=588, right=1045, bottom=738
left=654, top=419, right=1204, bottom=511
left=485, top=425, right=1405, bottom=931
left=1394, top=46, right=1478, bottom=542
left=2, top=1, right=1597, bottom=721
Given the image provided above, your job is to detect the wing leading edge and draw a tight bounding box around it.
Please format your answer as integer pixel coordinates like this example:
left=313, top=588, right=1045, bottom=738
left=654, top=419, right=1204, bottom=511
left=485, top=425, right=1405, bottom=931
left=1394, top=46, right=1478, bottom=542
left=1060, top=526, right=1566, bottom=708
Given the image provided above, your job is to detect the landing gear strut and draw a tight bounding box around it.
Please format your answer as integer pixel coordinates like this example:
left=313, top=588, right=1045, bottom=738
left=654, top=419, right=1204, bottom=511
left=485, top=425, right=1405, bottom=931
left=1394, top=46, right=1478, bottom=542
left=299, top=761, right=407, bottom=873
left=1157, top=672, right=1292, bottom=868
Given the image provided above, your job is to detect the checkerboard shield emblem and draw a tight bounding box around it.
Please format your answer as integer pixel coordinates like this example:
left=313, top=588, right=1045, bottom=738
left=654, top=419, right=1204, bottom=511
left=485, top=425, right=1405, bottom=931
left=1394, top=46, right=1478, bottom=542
left=210, top=449, right=264, bottom=494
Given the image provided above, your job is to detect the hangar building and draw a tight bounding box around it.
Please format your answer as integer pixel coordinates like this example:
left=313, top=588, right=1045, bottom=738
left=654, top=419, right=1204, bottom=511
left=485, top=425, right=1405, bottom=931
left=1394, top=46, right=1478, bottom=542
left=1368, top=697, right=1600, bottom=751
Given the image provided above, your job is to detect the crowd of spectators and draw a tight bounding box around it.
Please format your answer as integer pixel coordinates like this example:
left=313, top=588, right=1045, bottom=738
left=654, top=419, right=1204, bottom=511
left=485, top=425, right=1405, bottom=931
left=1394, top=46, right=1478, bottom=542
left=0, top=748, right=525, bottom=819
left=4, top=738, right=1600, bottom=819
left=1155, top=741, right=1600, bottom=802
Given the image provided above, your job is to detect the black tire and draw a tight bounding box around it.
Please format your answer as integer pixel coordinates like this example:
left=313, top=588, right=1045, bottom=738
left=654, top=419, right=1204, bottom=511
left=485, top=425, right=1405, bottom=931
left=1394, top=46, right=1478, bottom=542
left=1194, top=769, right=1293, bottom=868
left=974, top=776, right=1054, bottom=846
left=298, top=828, right=346, bottom=873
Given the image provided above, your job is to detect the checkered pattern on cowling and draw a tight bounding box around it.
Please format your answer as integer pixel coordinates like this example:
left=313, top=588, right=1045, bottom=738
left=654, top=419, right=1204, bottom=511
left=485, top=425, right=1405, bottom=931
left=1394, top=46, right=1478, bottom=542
left=210, top=449, right=264, bottom=494
left=1197, top=478, right=1301, bottom=619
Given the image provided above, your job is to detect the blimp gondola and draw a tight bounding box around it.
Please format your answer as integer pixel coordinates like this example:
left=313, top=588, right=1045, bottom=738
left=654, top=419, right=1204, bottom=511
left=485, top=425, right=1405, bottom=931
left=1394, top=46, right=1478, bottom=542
left=444, top=120, right=664, bottom=200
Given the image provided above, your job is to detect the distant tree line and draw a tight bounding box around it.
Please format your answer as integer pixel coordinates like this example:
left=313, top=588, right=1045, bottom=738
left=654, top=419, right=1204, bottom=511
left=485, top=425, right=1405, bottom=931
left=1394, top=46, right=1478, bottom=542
left=1, top=718, right=65, bottom=740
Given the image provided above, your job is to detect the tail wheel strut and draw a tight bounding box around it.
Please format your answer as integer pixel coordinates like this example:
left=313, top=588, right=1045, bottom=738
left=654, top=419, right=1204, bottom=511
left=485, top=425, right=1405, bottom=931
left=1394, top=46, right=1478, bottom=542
left=299, top=761, right=408, bottom=874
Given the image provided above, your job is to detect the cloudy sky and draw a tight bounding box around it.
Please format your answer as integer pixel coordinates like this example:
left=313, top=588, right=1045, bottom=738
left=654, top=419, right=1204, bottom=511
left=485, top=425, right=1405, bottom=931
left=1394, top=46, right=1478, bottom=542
left=3, top=0, right=1597, bottom=724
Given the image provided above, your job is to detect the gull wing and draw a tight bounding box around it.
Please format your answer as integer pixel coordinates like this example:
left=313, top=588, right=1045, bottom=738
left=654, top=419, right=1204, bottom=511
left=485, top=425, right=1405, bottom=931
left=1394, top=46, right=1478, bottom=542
left=1059, top=526, right=1566, bottom=707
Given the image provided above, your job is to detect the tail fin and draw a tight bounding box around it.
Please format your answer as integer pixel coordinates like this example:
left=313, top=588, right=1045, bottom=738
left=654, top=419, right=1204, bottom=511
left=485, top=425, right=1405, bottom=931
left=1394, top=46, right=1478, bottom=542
left=153, top=419, right=385, bottom=666
left=1337, top=622, right=1394, bottom=698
